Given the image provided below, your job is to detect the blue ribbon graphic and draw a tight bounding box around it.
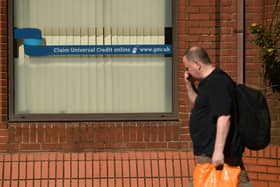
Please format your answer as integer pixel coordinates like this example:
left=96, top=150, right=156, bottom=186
left=14, top=27, right=43, bottom=46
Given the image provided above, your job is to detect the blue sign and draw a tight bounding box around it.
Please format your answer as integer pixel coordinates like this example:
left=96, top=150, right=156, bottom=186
left=14, top=28, right=172, bottom=56
left=24, top=45, right=172, bottom=56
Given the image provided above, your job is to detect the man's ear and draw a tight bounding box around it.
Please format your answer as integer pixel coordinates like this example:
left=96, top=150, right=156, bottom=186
left=194, top=60, right=202, bottom=71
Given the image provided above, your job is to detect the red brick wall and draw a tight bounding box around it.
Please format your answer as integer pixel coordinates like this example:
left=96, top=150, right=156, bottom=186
left=244, top=145, right=280, bottom=187
left=246, top=0, right=280, bottom=144
left=263, top=0, right=280, bottom=145
left=0, top=0, right=8, bottom=148
left=6, top=122, right=183, bottom=151
left=0, top=0, right=280, bottom=186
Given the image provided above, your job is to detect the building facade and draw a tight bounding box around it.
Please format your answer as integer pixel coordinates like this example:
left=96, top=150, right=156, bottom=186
left=0, top=0, right=279, bottom=186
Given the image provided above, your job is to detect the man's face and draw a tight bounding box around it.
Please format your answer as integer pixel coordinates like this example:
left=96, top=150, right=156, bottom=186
left=182, top=56, right=200, bottom=80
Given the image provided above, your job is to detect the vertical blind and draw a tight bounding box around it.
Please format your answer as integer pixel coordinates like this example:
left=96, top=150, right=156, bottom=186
left=14, top=0, right=173, bottom=113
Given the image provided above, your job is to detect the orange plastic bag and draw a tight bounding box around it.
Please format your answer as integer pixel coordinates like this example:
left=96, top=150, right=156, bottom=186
left=193, top=163, right=241, bottom=187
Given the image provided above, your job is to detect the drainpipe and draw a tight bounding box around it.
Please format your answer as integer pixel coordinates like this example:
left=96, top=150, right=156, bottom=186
left=237, top=0, right=245, bottom=84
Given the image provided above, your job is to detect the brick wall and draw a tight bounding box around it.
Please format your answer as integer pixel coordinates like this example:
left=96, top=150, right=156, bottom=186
left=263, top=0, right=280, bottom=145
left=246, top=0, right=280, bottom=144
left=0, top=148, right=279, bottom=187
left=0, top=0, right=279, bottom=186
left=6, top=122, right=184, bottom=152
left=0, top=0, right=8, bottom=148
left=244, top=145, right=280, bottom=187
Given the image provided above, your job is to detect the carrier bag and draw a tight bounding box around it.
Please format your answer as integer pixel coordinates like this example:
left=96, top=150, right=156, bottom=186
left=193, top=163, right=241, bottom=187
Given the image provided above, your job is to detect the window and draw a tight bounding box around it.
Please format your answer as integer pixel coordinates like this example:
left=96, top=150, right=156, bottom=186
left=9, top=0, right=177, bottom=121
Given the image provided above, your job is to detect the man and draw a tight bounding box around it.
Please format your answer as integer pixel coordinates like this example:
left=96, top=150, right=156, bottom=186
left=183, top=47, right=252, bottom=187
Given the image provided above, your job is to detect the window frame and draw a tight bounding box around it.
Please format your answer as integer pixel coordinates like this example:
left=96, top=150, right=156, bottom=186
left=8, top=0, right=178, bottom=122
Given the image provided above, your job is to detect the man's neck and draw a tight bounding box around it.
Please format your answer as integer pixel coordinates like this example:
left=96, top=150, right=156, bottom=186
left=201, top=65, right=216, bottom=79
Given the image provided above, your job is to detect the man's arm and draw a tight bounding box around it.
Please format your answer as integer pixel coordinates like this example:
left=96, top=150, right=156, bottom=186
left=184, top=72, right=197, bottom=105
left=212, top=115, right=231, bottom=167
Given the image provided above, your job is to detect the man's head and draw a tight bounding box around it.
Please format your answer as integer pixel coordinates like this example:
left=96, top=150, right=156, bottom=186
left=182, top=47, right=213, bottom=80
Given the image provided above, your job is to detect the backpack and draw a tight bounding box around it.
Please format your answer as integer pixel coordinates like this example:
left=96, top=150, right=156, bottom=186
left=234, top=84, right=271, bottom=150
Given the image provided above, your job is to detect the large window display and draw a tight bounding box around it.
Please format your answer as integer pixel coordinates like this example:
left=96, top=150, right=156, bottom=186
left=10, top=0, right=175, bottom=120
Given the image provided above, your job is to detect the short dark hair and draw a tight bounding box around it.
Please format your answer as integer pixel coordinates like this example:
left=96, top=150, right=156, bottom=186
left=183, top=47, right=211, bottom=64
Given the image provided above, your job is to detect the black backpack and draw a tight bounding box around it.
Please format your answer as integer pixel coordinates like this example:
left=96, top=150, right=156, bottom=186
left=234, top=84, right=271, bottom=150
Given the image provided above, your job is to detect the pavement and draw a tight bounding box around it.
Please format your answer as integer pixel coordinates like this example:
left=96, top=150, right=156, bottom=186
left=0, top=151, right=195, bottom=187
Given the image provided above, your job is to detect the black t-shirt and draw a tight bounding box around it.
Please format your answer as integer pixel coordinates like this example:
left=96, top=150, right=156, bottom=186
left=189, top=68, right=244, bottom=157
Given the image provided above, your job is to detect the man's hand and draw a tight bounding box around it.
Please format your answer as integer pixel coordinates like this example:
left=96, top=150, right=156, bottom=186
left=183, top=71, right=197, bottom=105
left=212, top=150, right=224, bottom=168
left=184, top=71, right=191, bottom=82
